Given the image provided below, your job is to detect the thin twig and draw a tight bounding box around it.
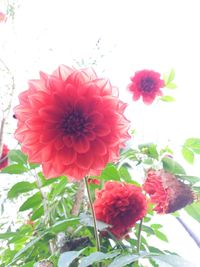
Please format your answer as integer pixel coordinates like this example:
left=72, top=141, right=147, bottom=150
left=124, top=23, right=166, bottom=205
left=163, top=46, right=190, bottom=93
left=137, top=219, right=143, bottom=254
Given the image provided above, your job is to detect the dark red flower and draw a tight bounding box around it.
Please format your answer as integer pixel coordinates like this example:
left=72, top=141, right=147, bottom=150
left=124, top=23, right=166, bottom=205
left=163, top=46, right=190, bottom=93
left=0, top=11, right=7, bottom=23
left=88, top=178, right=100, bottom=185
left=143, top=169, right=194, bottom=213
left=14, top=65, right=130, bottom=181
left=128, top=70, right=164, bottom=104
left=0, top=144, right=9, bottom=170
left=94, top=181, right=147, bottom=239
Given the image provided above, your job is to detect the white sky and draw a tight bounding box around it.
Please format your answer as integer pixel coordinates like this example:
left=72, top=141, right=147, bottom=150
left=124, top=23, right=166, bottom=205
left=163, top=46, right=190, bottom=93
left=1, top=0, right=200, bottom=265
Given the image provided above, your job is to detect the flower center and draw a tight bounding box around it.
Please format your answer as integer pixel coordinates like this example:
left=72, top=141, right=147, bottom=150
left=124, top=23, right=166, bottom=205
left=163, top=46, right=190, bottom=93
left=62, top=110, right=86, bottom=135
left=140, top=77, right=155, bottom=93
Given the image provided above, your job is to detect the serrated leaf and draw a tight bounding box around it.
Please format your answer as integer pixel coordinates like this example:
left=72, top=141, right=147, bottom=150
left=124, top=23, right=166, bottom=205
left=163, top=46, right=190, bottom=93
left=80, top=213, right=110, bottom=231
left=58, top=249, right=84, bottom=267
left=1, top=164, right=28, bottom=174
left=19, top=192, right=42, bottom=212
left=8, top=181, right=36, bottom=199
left=8, top=149, right=27, bottom=164
left=160, top=95, right=176, bottom=102
left=184, top=202, right=200, bottom=223
left=153, top=254, right=198, bottom=267
left=79, top=251, right=119, bottom=267
left=182, top=146, right=194, bottom=164
left=162, top=157, right=186, bottom=175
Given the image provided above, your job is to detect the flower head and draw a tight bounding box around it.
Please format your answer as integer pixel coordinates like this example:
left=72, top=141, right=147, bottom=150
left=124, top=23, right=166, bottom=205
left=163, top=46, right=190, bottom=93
left=128, top=70, right=164, bottom=104
left=88, top=178, right=100, bottom=185
left=14, top=65, right=130, bottom=180
left=94, top=181, right=147, bottom=239
left=0, top=11, right=7, bottom=23
left=143, top=169, right=194, bottom=213
left=0, top=144, right=9, bottom=170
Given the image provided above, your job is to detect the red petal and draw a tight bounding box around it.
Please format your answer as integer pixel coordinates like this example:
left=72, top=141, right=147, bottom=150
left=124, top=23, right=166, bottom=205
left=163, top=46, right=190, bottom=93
left=73, top=136, right=90, bottom=153
left=76, top=151, right=93, bottom=169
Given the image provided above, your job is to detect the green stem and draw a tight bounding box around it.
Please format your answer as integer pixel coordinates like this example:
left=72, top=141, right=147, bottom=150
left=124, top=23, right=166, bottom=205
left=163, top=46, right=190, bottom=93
left=137, top=219, right=143, bottom=254
left=84, top=177, right=101, bottom=252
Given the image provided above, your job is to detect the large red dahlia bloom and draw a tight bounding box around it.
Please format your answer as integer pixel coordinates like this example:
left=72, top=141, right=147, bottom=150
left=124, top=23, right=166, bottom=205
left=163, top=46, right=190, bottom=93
left=128, top=70, right=164, bottom=105
left=143, top=169, right=194, bottom=213
left=94, top=181, right=147, bottom=239
left=0, top=144, right=9, bottom=170
left=14, top=65, right=130, bottom=180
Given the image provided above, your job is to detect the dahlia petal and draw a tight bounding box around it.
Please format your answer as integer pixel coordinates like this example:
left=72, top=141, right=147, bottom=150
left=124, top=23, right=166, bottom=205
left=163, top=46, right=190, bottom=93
left=29, top=79, right=47, bottom=92
left=73, top=136, right=90, bottom=153
left=42, top=162, right=58, bottom=179
left=56, top=147, right=76, bottom=165
left=48, top=75, right=64, bottom=92
left=53, top=65, right=74, bottom=81
left=25, top=117, right=44, bottom=130
left=39, top=129, right=58, bottom=143
left=41, top=145, right=54, bottom=162
left=76, top=151, right=93, bottom=169
left=63, top=135, right=73, bottom=147
left=95, top=124, right=111, bottom=137
left=91, top=139, right=107, bottom=155
left=54, top=137, right=65, bottom=150
left=88, top=112, right=103, bottom=124
left=39, top=106, right=62, bottom=122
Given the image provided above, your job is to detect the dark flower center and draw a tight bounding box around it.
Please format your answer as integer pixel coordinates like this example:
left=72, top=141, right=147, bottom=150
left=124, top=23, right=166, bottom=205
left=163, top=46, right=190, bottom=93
left=62, top=110, right=86, bottom=135
left=140, top=77, right=155, bottom=93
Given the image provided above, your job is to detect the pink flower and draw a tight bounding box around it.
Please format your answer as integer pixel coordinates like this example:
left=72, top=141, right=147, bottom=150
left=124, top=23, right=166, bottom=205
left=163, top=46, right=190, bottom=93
left=128, top=70, right=164, bottom=104
left=88, top=178, right=100, bottom=185
left=0, top=11, right=7, bottom=23
left=94, top=181, right=147, bottom=239
left=14, top=65, right=130, bottom=181
left=143, top=169, right=194, bottom=213
left=0, top=144, right=9, bottom=170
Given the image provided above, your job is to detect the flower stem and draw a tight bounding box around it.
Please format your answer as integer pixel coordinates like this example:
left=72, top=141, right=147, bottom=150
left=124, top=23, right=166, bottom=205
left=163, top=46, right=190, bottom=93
left=137, top=219, right=143, bottom=254
left=84, top=176, right=101, bottom=252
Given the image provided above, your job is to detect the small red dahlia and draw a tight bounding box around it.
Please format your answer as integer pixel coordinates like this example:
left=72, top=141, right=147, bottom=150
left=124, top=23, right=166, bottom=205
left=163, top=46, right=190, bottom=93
left=14, top=65, right=130, bottom=180
left=128, top=70, right=164, bottom=105
left=88, top=178, right=100, bottom=185
left=143, top=169, right=194, bottom=213
left=0, top=144, right=9, bottom=170
left=94, top=181, right=147, bottom=239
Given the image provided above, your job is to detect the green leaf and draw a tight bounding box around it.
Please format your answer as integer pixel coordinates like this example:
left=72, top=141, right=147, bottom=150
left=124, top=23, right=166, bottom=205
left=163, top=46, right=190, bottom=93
left=1, top=164, right=28, bottom=174
left=21, top=262, right=35, bottom=267
left=165, top=83, right=177, bottom=89
left=108, top=254, right=144, bottom=267
left=58, top=249, right=84, bottom=267
left=162, top=157, right=186, bottom=175
left=80, top=213, right=110, bottom=231
left=49, top=218, right=79, bottom=233
left=153, top=254, right=198, bottom=267
left=154, top=229, right=168, bottom=242
left=176, top=175, right=200, bottom=185
left=182, top=147, right=194, bottom=164
left=167, top=69, right=175, bottom=84
left=100, top=164, right=120, bottom=181
left=142, top=225, right=155, bottom=235
left=185, top=138, right=200, bottom=154
left=8, top=149, right=27, bottom=164
left=118, top=166, right=132, bottom=182
left=160, top=95, right=176, bottom=102
left=184, top=202, right=200, bottom=223
left=8, top=234, right=45, bottom=267
left=80, top=252, right=119, bottom=267
left=8, top=181, right=36, bottom=199
left=19, top=192, right=42, bottom=212
left=0, top=232, right=16, bottom=239
left=51, top=177, right=67, bottom=198
left=31, top=205, right=44, bottom=220
left=139, top=143, right=159, bottom=160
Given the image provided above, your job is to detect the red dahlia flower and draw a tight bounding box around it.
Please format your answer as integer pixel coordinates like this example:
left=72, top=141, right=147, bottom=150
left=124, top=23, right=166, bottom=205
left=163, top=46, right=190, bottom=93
left=0, top=144, right=9, bottom=170
left=128, top=70, right=164, bottom=105
left=14, top=65, right=130, bottom=180
left=94, top=181, right=147, bottom=239
left=143, top=169, right=194, bottom=213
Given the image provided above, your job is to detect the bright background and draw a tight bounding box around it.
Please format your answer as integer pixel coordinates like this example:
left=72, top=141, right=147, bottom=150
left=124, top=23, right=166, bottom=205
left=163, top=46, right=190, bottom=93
left=0, top=0, right=200, bottom=265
